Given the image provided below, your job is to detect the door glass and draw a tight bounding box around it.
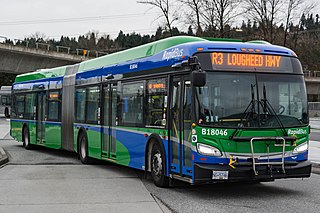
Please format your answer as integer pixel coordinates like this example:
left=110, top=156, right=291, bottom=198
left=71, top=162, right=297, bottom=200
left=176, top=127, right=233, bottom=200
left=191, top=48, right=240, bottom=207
left=171, top=80, right=180, bottom=165
left=103, top=85, right=110, bottom=153
left=37, top=94, right=42, bottom=142
left=42, top=93, right=46, bottom=142
left=183, top=81, right=192, bottom=167
left=110, top=85, right=118, bottom=155
left=37, top=92, right=46, bottom=143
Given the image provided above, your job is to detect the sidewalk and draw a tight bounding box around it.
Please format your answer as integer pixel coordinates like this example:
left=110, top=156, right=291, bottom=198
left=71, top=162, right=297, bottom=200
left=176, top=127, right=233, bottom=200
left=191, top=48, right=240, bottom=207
left=0, top=116, right=9, bottom=166
left=310, top=117, right=320, bottom=130
left=0, top=118, right=165, bottom=212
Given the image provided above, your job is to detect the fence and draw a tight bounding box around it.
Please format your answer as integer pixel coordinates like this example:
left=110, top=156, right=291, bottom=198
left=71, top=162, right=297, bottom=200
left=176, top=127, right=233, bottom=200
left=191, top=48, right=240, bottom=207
left=309, top=102, right=320, bottom=117
left=0, top=35, right=107, bottom=58
left=304, top=71, right=320, bottom=78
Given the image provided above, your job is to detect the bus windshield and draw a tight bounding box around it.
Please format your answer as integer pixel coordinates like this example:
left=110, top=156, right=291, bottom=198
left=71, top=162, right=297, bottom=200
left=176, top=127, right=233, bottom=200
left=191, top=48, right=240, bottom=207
left=195, top=72, right=308, bottom=128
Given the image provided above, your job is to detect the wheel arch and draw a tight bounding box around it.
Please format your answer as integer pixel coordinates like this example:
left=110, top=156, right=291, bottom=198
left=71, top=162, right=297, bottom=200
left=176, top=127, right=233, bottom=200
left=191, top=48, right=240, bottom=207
left=76, top=127, right=88, bottom=154
left=22, top=123, right=29, bottom=142
left=145, top=133, right=167, bottom=174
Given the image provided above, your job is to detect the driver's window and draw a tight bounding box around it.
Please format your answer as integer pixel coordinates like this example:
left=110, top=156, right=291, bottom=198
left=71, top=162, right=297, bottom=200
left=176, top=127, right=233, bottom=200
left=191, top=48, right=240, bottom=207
left=145, top=78, right=168, bottom=128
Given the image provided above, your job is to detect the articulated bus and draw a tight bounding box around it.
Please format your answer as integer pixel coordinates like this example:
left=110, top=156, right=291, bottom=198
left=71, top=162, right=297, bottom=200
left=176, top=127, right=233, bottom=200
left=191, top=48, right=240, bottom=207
left=10, top=36, right=311, bottom=187
left=0, top=86, right=12, bottom=118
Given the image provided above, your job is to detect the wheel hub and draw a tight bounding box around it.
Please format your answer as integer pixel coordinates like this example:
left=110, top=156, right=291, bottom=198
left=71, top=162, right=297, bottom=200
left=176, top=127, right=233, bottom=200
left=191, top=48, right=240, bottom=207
left=24, top=133, right=29, bottom=146
left=152, top=152, right=162, bottom=177
left=80, top=139, right=86, bottom=159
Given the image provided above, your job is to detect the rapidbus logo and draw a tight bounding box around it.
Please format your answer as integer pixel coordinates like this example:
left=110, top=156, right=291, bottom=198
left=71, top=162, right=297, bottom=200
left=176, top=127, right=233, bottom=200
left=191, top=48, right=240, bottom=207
left=162, top=48, right=184, bottom=61
left=288, top=129, right=307, bottom=135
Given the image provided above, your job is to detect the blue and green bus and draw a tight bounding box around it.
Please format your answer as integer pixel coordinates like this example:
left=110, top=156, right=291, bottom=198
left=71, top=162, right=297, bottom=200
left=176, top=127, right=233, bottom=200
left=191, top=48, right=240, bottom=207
left=10, top=36, right=311, bottom=187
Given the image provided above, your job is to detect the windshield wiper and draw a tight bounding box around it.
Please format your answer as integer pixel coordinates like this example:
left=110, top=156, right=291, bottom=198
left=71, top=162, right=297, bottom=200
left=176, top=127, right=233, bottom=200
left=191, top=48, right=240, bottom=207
left=260, top=84, right=288, bottom=136
left=229, top=84, right=256, bottom=139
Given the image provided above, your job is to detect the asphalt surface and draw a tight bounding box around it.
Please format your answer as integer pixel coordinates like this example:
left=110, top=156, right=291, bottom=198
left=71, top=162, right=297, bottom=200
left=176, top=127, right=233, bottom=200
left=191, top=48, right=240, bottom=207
left=141, top=174, right=320, bottom=213
left=0, top=116, right=319, bottom=213
left=310, top=130, right=320, bottom=141
left=0, top=116, right=164, bottom=213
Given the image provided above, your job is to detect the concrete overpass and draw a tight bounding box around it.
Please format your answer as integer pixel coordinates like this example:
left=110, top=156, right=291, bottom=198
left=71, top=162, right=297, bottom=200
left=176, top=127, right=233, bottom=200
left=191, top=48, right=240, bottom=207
left=0, top=42, right=84, bottom=74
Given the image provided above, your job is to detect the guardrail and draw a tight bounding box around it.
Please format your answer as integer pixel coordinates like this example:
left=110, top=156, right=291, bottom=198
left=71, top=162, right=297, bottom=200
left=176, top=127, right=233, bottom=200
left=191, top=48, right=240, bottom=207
left=0, top=35, right=108, bottom=58
left=309, top=102, right=320, bottom=117
left=304, top=71, right=320, bottom=78
left=309, top=102, right=320, bottom=110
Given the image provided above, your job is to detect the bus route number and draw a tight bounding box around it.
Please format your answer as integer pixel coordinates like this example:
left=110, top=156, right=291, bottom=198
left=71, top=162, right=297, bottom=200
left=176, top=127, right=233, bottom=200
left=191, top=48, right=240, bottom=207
left=202, top=128, right=228, bottom=136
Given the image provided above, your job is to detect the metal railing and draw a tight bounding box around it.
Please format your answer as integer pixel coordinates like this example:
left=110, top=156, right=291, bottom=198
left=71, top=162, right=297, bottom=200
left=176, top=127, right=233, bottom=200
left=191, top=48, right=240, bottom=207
left=304, top=71, right=320, bottom=78
left=0, top=35, right=108, bottom=58
left=309, top=102, right=320, bottom=111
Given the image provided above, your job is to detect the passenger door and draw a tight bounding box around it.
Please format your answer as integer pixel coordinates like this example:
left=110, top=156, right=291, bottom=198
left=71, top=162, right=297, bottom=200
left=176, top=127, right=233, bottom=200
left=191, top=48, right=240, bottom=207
left=36, top=91, right=46, bottom=144
left=102, top=84, right=117, bottom=160
left=169, top=76, right=193, bottom=178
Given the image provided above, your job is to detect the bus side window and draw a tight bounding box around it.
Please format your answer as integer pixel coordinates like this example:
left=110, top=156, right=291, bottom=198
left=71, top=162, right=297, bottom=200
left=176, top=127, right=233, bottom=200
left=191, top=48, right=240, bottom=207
left=47, top=91, right=60, bottom=121
left=16, top=94, right=25, bottom=119
left=75, top=88, right=86, bottom=123
left=24, top=93, right=36, bottom=120
left=120, top=82, right=144, bottom=127
left=146, top=78, right=167, bottom=127
left=85, top=86, right=100, bottom=124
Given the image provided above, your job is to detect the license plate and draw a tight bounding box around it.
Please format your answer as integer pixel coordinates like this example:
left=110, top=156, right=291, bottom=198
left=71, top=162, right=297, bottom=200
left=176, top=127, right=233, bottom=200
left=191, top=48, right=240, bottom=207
left=212, top=171, right=229, bottom=180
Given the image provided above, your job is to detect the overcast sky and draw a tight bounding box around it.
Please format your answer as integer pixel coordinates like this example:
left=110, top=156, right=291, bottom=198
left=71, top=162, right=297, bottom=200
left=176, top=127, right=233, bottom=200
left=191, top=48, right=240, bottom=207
left=0, top=0, right=318, bottom=41
left=0, top=0, right=162, bottom=40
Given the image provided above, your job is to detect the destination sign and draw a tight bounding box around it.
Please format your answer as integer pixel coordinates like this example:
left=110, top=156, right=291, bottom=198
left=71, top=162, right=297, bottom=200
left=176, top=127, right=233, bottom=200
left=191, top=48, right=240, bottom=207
left=211, top=53, right=282, bottom=68
left=195, top=52, right=302, bottom=74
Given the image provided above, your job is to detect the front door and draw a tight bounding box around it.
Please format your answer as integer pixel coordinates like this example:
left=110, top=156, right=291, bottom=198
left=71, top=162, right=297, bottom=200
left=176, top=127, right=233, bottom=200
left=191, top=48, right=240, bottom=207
left=36, top=91, right=46, bottom=144
left=102, top=84, right=117, bottom=160
left=170, top=76, right=193, bottom=177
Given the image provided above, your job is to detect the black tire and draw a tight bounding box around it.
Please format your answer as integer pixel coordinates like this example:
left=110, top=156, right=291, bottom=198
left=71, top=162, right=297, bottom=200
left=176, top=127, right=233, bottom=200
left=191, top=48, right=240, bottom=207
left=4, top=107, right=9, bottom=118
left=151, top=142, right=169, bottom=187
left=23, top=127, right=32, bottom=150
left=79, top=132, right=90, bottom=164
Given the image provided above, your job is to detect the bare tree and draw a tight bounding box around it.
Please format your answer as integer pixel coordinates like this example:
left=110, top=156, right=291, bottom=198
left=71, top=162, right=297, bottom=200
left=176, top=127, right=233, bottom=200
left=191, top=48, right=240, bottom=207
left=180, top=0, right=203, bottom=36
left=137, top=0, right=178, bottom=36
left=201, top=0, right=241, bottom=37
left=244, top=0, right=283, bottom=42
left=201, top=1, right=216, bottom=35
left=30, top=32, right=47, bottom=42
left=291, top=4, right=316, bottom=49
left=283, top=0, right=315, bottom=46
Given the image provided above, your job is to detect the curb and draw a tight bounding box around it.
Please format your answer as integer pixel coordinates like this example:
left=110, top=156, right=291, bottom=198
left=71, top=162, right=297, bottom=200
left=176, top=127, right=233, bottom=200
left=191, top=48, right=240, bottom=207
left=0, top=147, right=8, bottom=166
left=311, top=128, right=320, bottom=130
left=312, top=162, right=320, bottom=168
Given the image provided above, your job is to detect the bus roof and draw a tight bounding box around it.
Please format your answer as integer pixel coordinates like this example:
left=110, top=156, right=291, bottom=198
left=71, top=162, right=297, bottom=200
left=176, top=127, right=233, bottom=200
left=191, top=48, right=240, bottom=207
left=14, top=36, right=206, bottom=83
left=14, top=36, right=296, bottom=84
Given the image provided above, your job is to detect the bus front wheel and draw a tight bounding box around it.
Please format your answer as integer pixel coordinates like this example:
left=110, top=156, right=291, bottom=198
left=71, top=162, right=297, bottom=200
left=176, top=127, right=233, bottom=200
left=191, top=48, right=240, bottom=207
left=151, top=142, right=169, bottom=187
left=23, top=127, right=32, bottom=150
left=4, top=107, right=9, bottom=118
left=79, top=132, right=90, bottom=164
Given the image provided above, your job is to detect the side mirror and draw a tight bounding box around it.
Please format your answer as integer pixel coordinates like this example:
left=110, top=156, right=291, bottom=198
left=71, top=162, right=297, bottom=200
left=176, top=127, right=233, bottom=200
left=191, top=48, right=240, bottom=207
left=192, top=70, right=206, bottom=87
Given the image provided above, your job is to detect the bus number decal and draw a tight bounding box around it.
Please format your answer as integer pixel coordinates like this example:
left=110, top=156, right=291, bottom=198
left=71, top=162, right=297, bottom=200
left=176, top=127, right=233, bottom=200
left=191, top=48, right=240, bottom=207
left=201, top=128, right=228, bottom=136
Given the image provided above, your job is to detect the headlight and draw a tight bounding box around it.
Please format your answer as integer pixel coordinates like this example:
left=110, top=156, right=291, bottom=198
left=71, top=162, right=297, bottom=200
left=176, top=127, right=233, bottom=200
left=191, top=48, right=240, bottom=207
left=197, top=143, right=222, bottom=156
left=293, top=142, right=308, bottom=154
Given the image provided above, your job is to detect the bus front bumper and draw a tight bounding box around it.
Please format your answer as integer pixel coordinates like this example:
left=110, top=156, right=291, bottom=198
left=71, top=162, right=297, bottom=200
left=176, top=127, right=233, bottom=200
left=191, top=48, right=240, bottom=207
left=193, top=160, right=312, bottom=184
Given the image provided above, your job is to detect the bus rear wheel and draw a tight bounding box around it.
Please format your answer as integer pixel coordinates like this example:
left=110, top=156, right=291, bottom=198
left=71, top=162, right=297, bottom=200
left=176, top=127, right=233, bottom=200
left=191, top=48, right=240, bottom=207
left=151, top=143, right=169, bottom=187
left=23, top=127, right=32, bottom=150
left=79, top=132, right=90, bottom=164
left=4, top=107, right=9, bottom=118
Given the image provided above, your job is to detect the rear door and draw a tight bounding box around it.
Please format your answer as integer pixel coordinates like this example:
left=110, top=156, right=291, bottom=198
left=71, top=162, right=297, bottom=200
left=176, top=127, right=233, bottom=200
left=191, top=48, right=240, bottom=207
left=36, top=91, right=46, bottom=144
left=102, top=83, right=117, bottom=160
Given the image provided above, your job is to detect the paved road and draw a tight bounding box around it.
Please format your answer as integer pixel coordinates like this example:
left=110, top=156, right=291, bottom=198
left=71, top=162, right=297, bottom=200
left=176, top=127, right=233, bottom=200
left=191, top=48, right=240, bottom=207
left=1, top=117, right=319, bottom=213
left=310, top=129, right=320, bottom=141
left=0, top=117, right=163, bottom=213
left=141, top=174, right=320, bottom=213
